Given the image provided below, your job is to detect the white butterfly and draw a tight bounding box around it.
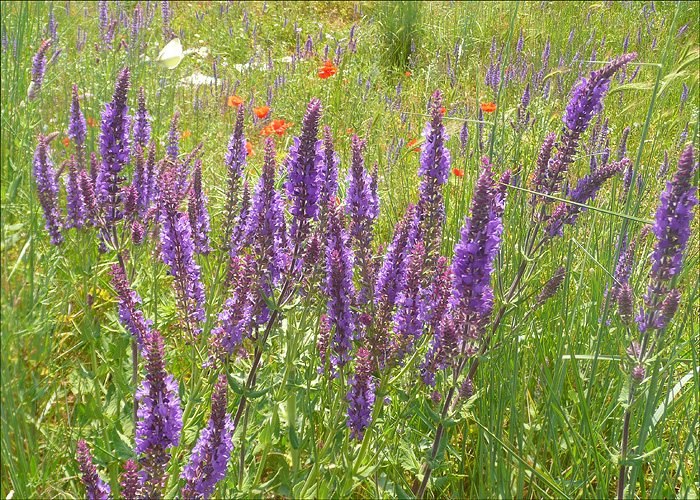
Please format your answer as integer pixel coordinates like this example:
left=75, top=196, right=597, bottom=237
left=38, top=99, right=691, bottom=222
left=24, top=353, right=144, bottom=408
left=156, top=38, right=184, bottom=69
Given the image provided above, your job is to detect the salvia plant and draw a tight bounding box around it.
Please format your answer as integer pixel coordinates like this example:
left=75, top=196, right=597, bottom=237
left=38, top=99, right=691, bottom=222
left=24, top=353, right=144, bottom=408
left=3, top=2, right=698, bottom=499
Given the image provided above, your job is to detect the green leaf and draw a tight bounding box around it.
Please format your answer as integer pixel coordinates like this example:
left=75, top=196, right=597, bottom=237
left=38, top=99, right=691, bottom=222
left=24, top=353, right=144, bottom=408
left=442, top=418, right=460, bottom=429
left=394, top=481, right=412, bottom=500
left=288, top=423, right=300, bottom=450
left=652, top=367, right=699, bottom=428
left=618, top=379, right=632, bottom=410
left=247, top=386, right=273, bottom=399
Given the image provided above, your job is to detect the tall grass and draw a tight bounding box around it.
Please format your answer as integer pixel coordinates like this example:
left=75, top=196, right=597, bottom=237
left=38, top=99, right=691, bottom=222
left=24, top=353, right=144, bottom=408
left=1, top=1, right=698, bottom=499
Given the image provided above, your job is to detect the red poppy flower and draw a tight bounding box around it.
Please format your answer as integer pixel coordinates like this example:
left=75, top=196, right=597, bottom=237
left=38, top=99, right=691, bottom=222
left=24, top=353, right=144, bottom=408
left=481, top=102, right=496, bottom=112
left=61, top=138, right=70, bottom=147
left=87, top=117, right=97, bottom=127
left=254, top=106, right=270, bottom=119
left=405, top=71, right=411, bottom=77
left=407, top=139, right=418, bottom=148
left=261, top=119, right=293, bottom=136
left=347, top=128, right=353, bottom=134
left=452, top=167, right=464, bottom=177
left=246, top=140, right=254, bottom=156
left=228, top=95, right=243, bottom=107
left=440, top=107, right=446, bottom=114
left=318, top=60, right=338, bottom=79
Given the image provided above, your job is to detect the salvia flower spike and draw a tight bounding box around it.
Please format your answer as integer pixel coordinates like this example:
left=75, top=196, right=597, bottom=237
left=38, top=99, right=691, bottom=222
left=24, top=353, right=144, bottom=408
left=97, top=66, right=132, bottom=224
left=76, top=440, right=111, bottom=500
left=286, top=97, right=323, bottom=246
left=135, top=329, right=183, bottom=497
left=33, top=134, right=64, bottom=245
left=181, top=375, right=235, bottom=499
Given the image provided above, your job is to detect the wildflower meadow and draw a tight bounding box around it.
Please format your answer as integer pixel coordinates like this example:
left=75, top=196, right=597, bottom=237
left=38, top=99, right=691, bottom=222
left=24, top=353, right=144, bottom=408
left=2, top=1, right=699, bottom=499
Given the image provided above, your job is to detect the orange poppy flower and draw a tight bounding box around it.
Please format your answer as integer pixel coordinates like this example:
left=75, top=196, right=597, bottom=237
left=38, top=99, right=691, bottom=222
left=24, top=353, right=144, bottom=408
left=246, top=140, right=254, bottom=156
left=181, top=130, right=191, bottom=139
left=452, top=167, right=465, bottom=177
left=481, top=102, right=496, bottom=112
left=440, top=107, right=446, bottom=114
left=405, top=71, right=411, bottom=77
left=87, top=117, right=97, bottom=127
left=318, top=60, right=338, bottom=79
left=61, top=138, right=70, bottom=147
left=261, top=119, right=293, bottom=136
left=228, top=95, right=243, bottom=107
left=254, top=106, right=270, bottom=119
left=347, top=128, right=353, bottom=134
left=407, top=138, right=421, bottom=152
left=344, top=79, right=349, bottom=84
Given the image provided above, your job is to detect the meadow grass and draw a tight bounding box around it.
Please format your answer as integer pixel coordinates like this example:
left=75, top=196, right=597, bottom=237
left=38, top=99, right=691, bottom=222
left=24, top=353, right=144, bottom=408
left=1, top=1, right=698, bottom=499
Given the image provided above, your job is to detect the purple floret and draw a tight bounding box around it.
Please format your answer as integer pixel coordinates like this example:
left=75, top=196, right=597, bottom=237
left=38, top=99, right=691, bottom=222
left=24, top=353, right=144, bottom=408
left=133, top=86, right=151, bottom=149
left=76, top=440, right=111, bottom=500
left=159, top=162, right=207, bottom=337
left=286, top=98, right=323, bottom=244
left=181, top=375, right=235, bottom=499
left=135, top=329, right=182, bottom=497
left=32, top=134, right=63, bottom=245
left=325, top=203, right=356, bottom=370
left=345, top=348, right=376, bottom=440
left=97, top=67, right=131, bottom=223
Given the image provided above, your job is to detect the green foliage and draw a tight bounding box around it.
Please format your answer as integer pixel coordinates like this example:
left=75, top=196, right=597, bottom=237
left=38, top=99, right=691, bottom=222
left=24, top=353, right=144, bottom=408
left=373, top=1, right=422, bottom=71
left=1, top=1, right=699, bottom=499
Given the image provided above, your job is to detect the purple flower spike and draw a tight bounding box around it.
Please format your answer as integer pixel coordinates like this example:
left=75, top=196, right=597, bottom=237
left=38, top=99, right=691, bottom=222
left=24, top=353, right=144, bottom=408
left=230, top=181, right=252, bottom=257
left=32, top=134, right=63, bottom=245
left=66, top=155, right=86, bottom=229
left=109, top=263, right=151, bottom=350
left=534, top=267, right=566, bottom=309
left=133, top=86, right=151, bottom=149
left=451, top=161, right=505, bottom=338
left=167, top=111, right=180, bottom=161
left=375, top=205, right=417, bottom=308
left=76, top=440, right=111, bottom=500
left=247, top=137, right=287, bottom=290
left=97, top=66, right=131, bottom=224
left=391, top=242, right=428, bottom=363
left=346, top=135, right=377, bottom=305
left=28, top=39, right=52, bottom=100
left=650, top=144, right=697, bottom=283
left=319, top=125, right=339, bottom=210
left=346, top=347, right=376, bottom=441
left=132, top=219, right=145, bottom=245
left=159, top=162, right=207, bottom=337
left=617, top=283, right=635, bottom=325
left=286, top=98, right=323, bottom=245
left=78, top=169, right=99, bottom=226
left=120, top=459, right=140, bottom=500
left=223, top=105, right=247, bottom=252
left=181, top=375, right=235, bottom=499
left=69, top=84, right=88, bottom=169
left=188, top=159, right=212, bottom=254
left=546, top=53, right=636, bottom=195
left=325, top=203, right=356, bottom=370
left=418, top=91, right=451, bottom=254
left=135, top=329, right=182, bottom=497
left=209, top=255, right=255, bottom=362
